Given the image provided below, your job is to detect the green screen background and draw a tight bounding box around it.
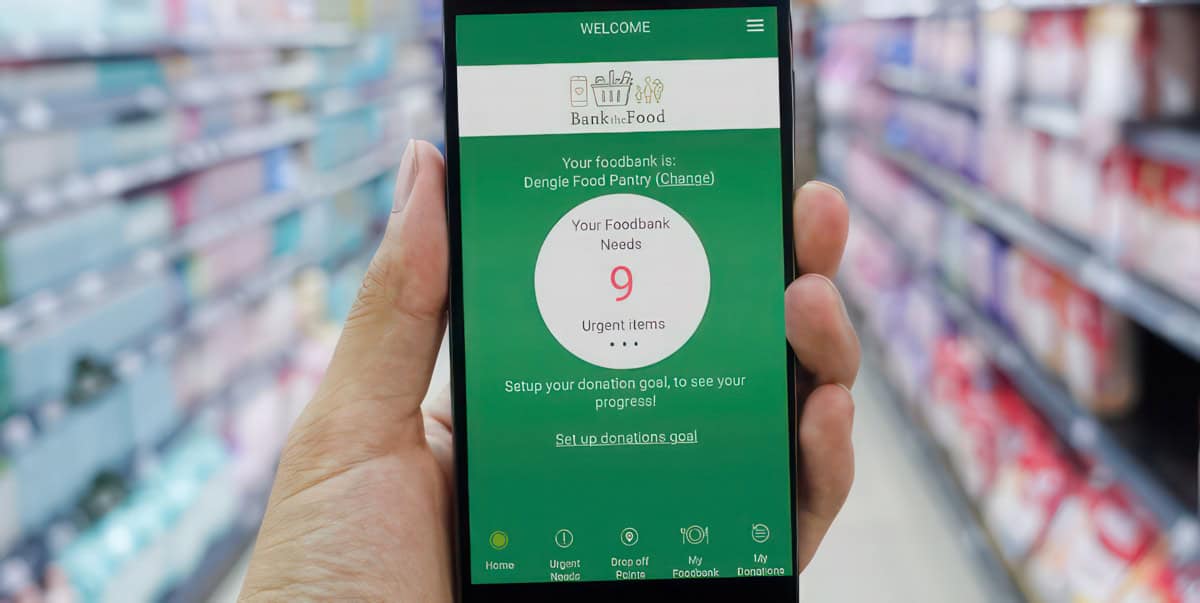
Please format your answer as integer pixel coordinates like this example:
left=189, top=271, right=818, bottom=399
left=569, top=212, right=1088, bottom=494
left=457, top=8, right=793, bottom=586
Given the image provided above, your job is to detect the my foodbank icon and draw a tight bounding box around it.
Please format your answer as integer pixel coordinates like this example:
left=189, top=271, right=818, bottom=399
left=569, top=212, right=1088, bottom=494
left=570, top=69, right=664, bottom=108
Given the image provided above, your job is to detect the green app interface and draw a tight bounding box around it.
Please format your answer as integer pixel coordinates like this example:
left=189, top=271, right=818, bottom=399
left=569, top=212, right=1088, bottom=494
left=456, top=7, right=792, bottom=585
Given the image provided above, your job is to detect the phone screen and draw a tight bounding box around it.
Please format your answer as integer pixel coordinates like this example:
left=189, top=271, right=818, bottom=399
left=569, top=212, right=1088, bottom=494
left=451, top=5, right=793, bottom=587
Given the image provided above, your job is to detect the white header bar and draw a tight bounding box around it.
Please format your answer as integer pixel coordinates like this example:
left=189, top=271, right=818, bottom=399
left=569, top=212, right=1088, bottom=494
left=457, top=58, right=780, bottom=137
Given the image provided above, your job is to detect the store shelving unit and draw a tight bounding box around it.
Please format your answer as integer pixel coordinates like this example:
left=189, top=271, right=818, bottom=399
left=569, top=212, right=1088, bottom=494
left=874, top=141, right=1200, bottom=361
left=0, top=25, right=357, bottom=62
left=840, top=177, right=1200, bottom=564
left=877, top=64, right=979, bottom=111
left=0, top=136, right=411, bottom=347
left=0, top=6, right=446, bottom=598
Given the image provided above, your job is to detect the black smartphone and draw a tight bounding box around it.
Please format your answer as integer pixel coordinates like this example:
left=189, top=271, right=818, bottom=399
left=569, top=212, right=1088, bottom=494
left=444, top=1, right=797, bottom=600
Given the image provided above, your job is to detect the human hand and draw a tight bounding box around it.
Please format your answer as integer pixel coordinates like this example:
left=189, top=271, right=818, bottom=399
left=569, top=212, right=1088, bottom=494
left=237, top=141, right=859, bottom=601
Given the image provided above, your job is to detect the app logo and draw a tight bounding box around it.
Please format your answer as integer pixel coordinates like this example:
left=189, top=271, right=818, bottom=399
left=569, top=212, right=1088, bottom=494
left=568, top=69, right=665, bottom=109
left=751, top=523, right=771, bottom=544
left=681, top=525, right=709, bottom=545
left=620, top=527, right=640, bottom=546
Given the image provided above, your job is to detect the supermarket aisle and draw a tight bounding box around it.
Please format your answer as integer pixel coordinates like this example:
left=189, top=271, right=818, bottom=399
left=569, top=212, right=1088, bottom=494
left=801, top=368, right=996, bottom=603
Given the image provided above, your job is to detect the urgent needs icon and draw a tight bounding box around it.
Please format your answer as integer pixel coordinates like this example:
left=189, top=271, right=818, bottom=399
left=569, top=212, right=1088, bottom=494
left=570, top=69, right=664, bottom=108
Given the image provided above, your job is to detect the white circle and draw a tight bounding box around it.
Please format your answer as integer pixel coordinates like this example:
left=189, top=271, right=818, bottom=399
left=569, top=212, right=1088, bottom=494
left=534, top=194, right=709, bottom=370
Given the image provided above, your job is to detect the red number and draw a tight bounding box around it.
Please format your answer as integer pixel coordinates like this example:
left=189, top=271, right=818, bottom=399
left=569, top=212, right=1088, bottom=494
left=611, top=266, right=633, bottom=302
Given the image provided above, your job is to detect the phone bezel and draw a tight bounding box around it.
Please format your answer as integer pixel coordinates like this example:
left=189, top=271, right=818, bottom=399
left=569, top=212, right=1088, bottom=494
left=443, top=1, right=798, bottom=599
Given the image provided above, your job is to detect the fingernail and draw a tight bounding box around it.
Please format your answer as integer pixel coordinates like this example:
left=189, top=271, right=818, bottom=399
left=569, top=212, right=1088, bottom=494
left=836, top=383, right=854, bottom=398
left=800, top=180, right=845, bottom=200
left=394, top=139, right=419, bottom=213
left=810, top=273, right=852, bottom=324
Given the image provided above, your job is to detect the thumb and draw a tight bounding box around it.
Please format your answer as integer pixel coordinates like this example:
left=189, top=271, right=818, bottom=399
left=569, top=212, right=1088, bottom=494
left=296, top=140, right=448, bottom=454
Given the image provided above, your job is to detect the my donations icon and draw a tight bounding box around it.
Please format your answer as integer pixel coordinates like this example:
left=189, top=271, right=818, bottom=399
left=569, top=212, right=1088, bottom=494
left=534, top=194, right=710, bottom=370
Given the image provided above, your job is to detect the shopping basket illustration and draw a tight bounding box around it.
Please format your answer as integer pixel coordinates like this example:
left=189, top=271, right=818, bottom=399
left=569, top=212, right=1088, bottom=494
left=592, top=70, right=634, bottom=107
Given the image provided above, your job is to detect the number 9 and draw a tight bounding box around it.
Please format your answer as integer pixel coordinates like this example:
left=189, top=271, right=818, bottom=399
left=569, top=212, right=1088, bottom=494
left=611, top=266, right=633, bottom=302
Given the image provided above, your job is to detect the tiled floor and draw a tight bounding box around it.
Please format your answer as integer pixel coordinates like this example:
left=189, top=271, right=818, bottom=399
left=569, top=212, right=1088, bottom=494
left=211, top=351, right=996, bottom=602
left=799, top=374, right=995, bottom=602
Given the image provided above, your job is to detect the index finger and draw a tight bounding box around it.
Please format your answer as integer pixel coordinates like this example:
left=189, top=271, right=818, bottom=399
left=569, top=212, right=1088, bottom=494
left=793, top=181, right=849, bottom=279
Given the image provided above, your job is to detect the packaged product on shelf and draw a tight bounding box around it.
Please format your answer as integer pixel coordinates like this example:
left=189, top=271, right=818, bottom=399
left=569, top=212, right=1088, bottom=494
left=1026, top=483, right=1160, bottom=603
left=0, top=193, right=171, bottom=304
left=78, top=113, right=179, bottom=174
left=982, top=385, right=1077, bottom=563
left=1006, top=126, right=1049, bottom=217
left=927, top=336, right=997, bottom=501
left=1062, top=285, right=1138, bottom=416
left=2, top=276, right=172, bottom=413
left=948, top=17, right=978, bottom=87
left=53, top=428, right=237, bottom=603
left=0, top=129, right=79, bottom=192
left=898, top=185, right=943, bottom=269
left=125, top=356, right=179, bottom=449
left=1138, top=159, right=1200, bottom=305
left=1096, top=147, right=1140, bottom=264
left=1148, top=7, right=1200, bottom=119
left=1080, top=6, right=1145, bottom=153
left=230, top=383, right=289, bottom=491
left=963, top=224, right=1008, bottom=324
left=163, top=436, right=240, bottom=586
left=1023, top=10, right=1087, bottom=103
left=1112, top=548, right=1200, bottom=603
left=311, top=108, right=383, bottom=170
left=937, top=211, right=972, bottom=293
left=170, top=155, right=271, bottom=225
left=0, top=205, right=123, bottom=303
left=9, top=385, right=138, bottom=535
left=980, top=9, right=1025, bottom=114
left=1009, top=253, right=1067, bottom=373
left=1045, top=139, right=1102, bottom=240
left=180, top=225, right=272, bottom=298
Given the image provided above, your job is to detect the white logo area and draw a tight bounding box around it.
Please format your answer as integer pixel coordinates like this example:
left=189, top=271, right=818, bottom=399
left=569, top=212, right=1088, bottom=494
left=534, top=194, right=710, bottom=370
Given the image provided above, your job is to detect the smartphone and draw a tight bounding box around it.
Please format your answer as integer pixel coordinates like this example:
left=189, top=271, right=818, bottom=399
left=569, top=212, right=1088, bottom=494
left=444, top=1, right=796, bottom=599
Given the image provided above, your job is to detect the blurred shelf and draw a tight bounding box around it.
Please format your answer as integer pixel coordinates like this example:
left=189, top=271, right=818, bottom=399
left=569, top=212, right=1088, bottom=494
left=877, top=64, right=979, bottom=111
left=822, top=1, right=978, bottom=23
left=1, top=113, right=318, bottom=232
left=1, top=68, right=437, bottom=231
left=1018, top=100, right=1082, bottom=140
left=0, top=60, right=319, bottom=137
left=1125, top=120, right=1200, bottom=166
left=841, top=189, right=1200, bottom=563
left=1, top=232, right=380, bottom=566
left=1018, top=100, right=1200, bottom=165
left=0, top=337, right=295, bottom=562
left=0, top=25, right=356, bottom=63
left=981, top=0, right=1200, bottom=10
left=311, top=70, right=442, bottom=117
left=852, top=308, right=1029, bottom=603
left=164, top=495, right=266, bottom=603
left=934, top=280, right=1200, bottom=562
left=0, top=138, right=405, bottom=347
left=874, top=141, right=1200, bottom=361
